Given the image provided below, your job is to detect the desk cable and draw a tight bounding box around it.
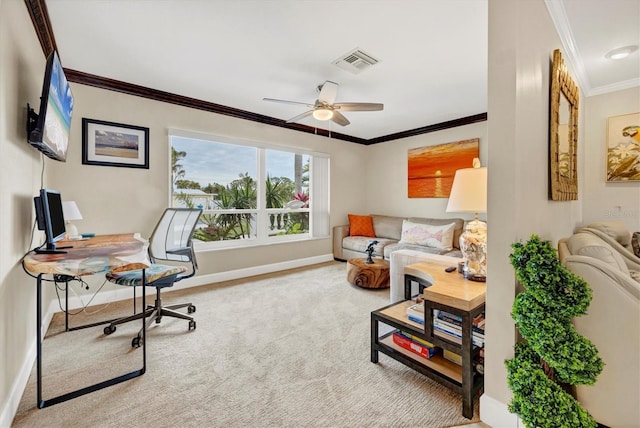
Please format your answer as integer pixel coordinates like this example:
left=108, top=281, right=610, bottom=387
left=21, top=261, right=115, bottom=317
left=53, top=275, right=114, bottom=316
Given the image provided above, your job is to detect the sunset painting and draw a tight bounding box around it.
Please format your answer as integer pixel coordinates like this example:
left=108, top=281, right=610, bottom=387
left=408, top=138, right=479, bottom=198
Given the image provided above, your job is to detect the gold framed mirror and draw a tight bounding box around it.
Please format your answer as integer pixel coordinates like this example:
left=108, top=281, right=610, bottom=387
left=550, top=49, right=579, bottom=201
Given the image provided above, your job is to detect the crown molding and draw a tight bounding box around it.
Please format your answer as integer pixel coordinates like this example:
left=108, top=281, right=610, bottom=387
left=587, top=77, right=640, bottom=97
left=544, top=0, right=592, bottom=95
left=24, top=0, right=57, bottom=56
left=62, top=69, right=368, bottom=144
left=25, top=1, right=487, bottom=145
left=366, top=113, right=488, bottom=145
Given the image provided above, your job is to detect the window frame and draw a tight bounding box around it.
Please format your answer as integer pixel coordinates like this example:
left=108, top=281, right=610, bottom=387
left=168, top=129, right=329, bottom=251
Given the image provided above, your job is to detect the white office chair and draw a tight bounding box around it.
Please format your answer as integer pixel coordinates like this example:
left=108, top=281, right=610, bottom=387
left=103, top=208, right=202, bottom=347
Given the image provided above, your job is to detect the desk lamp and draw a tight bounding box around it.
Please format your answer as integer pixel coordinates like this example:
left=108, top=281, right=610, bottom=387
left=446, top=158, right=487, bottom=281
left=62, top=201, right=83, bottom=239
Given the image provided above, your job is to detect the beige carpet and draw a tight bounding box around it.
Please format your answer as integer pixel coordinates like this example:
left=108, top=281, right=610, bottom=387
left=13, top=261, right=480, bottom=427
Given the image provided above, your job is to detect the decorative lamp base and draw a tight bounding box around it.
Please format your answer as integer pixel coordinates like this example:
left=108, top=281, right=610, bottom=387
left=460, top=219, right=487, bottom=279
left=66, top=222, right=80, bottom=240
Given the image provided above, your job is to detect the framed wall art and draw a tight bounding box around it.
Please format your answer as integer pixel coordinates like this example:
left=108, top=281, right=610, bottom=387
left=549, top=49, right=579, bottom=201
left=407, top=138, right=479, bottom=198
left=606, top=112, right=640, bottom=182
left=82, top=118, right=149, bottom=169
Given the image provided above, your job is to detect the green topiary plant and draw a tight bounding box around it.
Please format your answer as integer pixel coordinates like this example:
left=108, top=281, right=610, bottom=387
left=505, top=234, right=604, bottom=428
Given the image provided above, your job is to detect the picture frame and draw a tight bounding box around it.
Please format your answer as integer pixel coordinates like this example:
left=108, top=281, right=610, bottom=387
left=407, top=138, right=479, bottom=198
left=549, top=49, right=579, bottom=201
left=82, top=118, right=149, bottom=169
left=606, top=112, right=640, bottom=182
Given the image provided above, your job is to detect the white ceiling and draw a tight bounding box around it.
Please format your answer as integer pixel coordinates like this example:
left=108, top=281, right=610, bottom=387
left=45, top=0, right=639, bottom=141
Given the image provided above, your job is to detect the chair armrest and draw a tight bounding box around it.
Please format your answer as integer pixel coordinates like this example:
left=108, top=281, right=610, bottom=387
left=166, top=247, right=192, bottom=257
left=333, top=225, right=350, bottom=260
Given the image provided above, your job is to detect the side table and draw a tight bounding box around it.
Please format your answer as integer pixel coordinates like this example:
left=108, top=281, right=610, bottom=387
left=347, top=257, right=390, bottom=289
left=371, top=261, right=485, bottom=418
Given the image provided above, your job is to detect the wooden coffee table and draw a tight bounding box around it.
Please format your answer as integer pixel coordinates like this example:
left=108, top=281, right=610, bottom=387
left=346, top=257, right=390, bottom=289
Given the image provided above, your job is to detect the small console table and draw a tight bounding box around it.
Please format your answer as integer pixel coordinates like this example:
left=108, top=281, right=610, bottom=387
left=370, top=261, right=486, bottom=418
left=22, top=233, right=150, bottom=409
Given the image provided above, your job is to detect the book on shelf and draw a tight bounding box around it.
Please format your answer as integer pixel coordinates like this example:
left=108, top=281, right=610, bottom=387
left=433, top=318, right=485, bottom=341
left=406, top=303, right=424, bottom=324
left=433, top=327, right=484, bottom=348
left=443, top=349, right=462, bottom=365
left=406, top=303, right=485, bottom=347
left=434, top=309, right=485, bottom=334
left=396, top=330, right=435, bottom=348
left=391, top=331, right=436, bottom=359
left=441, top=349, right=485, bottom=371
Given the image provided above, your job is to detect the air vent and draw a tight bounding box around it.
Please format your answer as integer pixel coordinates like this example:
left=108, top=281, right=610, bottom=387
left=332, top=48, right=380, bottom=75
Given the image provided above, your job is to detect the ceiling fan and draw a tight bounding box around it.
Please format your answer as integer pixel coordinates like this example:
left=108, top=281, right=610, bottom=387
left=263, top=80, right=383, bottom=127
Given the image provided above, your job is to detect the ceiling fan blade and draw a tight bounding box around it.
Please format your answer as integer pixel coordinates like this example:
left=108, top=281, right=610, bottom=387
left=330, top=111, right=350, bottom=126
left=317, top=81, right=339, bottom=105
left=263, top=98, right=315, bottom=108
left=333, top=102, right=384, bottom=111
left=286, top=110, right=314, bottom=123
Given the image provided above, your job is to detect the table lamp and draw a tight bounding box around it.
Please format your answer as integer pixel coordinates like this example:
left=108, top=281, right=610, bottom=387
left=445, top=158, right=487, bottom=281
left=62, top=201, right=83, bottom=239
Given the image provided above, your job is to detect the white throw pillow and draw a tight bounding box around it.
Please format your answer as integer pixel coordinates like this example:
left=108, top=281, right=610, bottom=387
left=399, top=220, right=455, bottom=250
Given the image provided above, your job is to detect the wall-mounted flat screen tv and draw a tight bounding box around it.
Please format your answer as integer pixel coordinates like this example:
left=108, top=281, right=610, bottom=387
left=27, top=50, right=74, bottom=162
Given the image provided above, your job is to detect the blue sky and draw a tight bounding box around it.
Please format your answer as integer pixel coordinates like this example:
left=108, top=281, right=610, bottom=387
left=172, top=136, right=302, bottom=187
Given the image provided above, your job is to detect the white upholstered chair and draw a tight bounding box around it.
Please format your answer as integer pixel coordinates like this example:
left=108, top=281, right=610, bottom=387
left=558, top=231, right=640, bottom=427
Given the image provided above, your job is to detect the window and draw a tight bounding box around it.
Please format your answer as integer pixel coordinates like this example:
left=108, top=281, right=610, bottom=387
left=169, top=130, right=329, bottom=249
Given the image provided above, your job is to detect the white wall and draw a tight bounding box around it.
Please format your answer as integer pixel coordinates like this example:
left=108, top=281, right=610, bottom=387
left=0, top=1, right=56, bottom=424
left=583, top=87, right=640, bottom=231
left=483, top=0, right=583, bottom=424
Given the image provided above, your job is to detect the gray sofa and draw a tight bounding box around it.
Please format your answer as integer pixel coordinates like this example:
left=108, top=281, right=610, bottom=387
left=333, top=214, right=465, bottom=261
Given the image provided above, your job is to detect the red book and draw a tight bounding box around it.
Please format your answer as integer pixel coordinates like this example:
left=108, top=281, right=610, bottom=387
left=392, top=332, right=435, bottom=359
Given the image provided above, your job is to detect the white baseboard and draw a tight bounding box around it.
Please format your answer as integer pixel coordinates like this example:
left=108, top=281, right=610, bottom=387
left=0, top=305, right=55, bottom=428
left=179, top=254, right=334, bottom=289
left=1, top=254, right=334, bottom=426
left=480, top=394, right=523, bottom=427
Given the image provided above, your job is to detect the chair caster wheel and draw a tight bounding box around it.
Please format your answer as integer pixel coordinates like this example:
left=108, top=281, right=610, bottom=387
left=188, top=305, right=196, bottom=314
left=104, top=325, right=116, bottom=335
left=189, top=320, right=196, bottom=330
left=132, top=336, right=143, bottom=348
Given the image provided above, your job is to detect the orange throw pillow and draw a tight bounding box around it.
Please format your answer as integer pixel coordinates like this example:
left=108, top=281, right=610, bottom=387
left=348, top=214, right=375, bottom=237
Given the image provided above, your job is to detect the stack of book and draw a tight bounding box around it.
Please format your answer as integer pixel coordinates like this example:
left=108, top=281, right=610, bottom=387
left=391, top=330, right=437, bottom=359
left=406, top=302, right=426, bottom=324
left=433, top=309, right=484, bottom=348
left=406, top=303, right=485, bottom=348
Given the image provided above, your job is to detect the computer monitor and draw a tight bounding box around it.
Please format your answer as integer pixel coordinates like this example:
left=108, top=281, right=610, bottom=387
left=27, top=51, right=74, bottom=162
left=34, top=189, right=70, bottom=254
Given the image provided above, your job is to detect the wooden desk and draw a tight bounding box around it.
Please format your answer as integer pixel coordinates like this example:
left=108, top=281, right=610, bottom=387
left=23, top=233, right=150, bottom=409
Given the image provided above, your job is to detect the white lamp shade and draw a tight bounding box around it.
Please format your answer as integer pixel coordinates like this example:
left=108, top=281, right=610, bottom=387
left=62, top=201, right=83, bottom=221
left=446, top=166, right=487, bottom=214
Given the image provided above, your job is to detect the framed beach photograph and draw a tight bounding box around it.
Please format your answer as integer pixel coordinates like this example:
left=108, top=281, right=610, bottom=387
left=408, top=138, right=479, bottom=198
left=82, top=118, right=149, bottom=169
left=606, top=112, right=640, bottom=182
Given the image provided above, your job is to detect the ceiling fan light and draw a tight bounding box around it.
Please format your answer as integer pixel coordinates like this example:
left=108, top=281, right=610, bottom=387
left=313, top=108, right=333, bottom=121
